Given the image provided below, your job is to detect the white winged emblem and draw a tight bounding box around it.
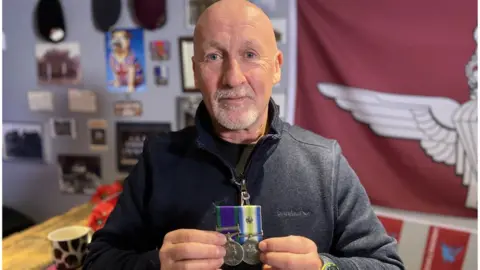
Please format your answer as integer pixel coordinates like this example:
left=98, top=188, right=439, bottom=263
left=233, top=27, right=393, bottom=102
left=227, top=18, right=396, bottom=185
left=318, top=27, right=478, bottom=209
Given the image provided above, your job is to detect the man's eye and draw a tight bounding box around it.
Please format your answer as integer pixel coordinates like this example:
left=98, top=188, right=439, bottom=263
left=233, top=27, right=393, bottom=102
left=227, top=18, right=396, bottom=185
left=245, top=52, right=257, bottom=58
left=206, top=54, right=220, bottom=61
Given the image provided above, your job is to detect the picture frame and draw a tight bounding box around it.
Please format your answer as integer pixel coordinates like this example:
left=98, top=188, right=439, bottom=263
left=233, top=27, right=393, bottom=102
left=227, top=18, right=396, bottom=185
left=2, top=121, right=45, bottom=162
left=185, top=0, right=220, bottom=29
left=116, top=122, right=171, bottom=172
left=57, top=154, right=102, bottom=195
left=177, top=95, right=203, bottom=130
left=178, top=37, right=199, bottom=92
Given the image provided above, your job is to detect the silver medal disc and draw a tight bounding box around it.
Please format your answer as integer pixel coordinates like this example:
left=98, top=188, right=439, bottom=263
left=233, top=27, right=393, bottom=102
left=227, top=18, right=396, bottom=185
left=242, top=239, right=261, bottom=265
left=224, top=240, right=244, bottom=266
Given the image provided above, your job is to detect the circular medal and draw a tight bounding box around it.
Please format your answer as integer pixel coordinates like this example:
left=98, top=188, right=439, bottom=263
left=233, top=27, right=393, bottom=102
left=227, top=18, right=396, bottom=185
left=224, top=240, right=244, bottom=266
left=242, top=239, right=261, bottom=265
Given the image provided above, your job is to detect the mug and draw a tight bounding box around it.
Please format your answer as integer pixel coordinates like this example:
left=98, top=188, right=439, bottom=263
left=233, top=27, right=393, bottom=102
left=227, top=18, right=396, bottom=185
left=47, top=225, right=93, bottom=269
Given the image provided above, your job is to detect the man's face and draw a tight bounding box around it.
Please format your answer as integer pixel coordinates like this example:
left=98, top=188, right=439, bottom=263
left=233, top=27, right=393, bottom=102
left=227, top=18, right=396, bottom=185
left=192, top=5, right=282, bottom=130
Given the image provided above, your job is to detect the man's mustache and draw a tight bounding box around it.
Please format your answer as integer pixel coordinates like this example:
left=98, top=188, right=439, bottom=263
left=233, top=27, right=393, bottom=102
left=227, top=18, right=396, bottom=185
left=215, top=87, right=255, bottom=100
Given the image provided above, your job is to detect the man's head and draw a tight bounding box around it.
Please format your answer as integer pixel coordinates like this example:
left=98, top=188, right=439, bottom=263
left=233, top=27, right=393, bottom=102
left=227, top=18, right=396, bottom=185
left=192, top=0, right=283, bottom=131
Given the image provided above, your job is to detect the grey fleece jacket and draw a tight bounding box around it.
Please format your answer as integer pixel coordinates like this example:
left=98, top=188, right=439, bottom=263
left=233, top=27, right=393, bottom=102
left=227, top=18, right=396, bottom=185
left=84, top=99, right=405, bottom=269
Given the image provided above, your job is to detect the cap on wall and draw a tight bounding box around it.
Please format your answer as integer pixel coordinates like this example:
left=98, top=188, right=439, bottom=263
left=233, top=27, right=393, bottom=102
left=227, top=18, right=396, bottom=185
left=92, top=0, right=122, bottom=32
left=131, top=0, right=166, bottom=30
left=34, top=0, right=66, bottom=43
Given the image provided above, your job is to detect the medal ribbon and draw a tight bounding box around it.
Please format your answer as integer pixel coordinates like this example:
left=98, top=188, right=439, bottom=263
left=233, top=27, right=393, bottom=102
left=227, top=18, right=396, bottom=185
left=239, top=205, right=263, bottom=243
left=216, top=205, right=263, bottom=244
left=215, top=206, right=240, bottom=241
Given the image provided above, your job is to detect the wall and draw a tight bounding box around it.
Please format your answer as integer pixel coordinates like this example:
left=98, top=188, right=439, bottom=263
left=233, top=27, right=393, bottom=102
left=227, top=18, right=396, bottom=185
left=2, top=0, right=294, bottom=223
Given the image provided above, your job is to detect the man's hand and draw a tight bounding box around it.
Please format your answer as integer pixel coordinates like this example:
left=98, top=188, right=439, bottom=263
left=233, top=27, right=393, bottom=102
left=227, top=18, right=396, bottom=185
left=159, top=229, right=227, bottom=270
left=259, top=235, right=323, bottom=270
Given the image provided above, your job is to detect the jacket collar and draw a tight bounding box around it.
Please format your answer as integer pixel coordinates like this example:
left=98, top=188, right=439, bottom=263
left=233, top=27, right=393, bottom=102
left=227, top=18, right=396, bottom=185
left=194, top=97, right=283, bottom=150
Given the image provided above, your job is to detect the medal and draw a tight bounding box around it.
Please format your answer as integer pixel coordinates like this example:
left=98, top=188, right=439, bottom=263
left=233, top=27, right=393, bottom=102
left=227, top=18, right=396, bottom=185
left=242, top=237, right=261, bottom=265
left=224, top=233, right=244, bottom=266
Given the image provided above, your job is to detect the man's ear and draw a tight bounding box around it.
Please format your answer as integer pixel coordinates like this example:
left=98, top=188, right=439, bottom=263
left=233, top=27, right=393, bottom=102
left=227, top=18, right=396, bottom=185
left=272, top=50, right=283, bottom=85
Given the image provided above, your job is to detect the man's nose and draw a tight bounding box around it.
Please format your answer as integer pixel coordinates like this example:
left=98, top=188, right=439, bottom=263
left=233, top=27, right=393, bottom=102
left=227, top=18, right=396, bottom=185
left=222, top=59, right=246, bottom=88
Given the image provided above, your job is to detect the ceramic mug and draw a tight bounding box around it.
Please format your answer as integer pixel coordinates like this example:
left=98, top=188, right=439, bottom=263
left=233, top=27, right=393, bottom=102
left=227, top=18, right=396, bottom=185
left=47, top=225, right=93, bottom=269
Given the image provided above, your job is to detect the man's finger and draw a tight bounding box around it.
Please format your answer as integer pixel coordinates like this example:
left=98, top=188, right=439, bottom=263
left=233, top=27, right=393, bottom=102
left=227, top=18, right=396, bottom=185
left=164, top=229, right=226, bottom=245
left=169, top=242, right=226, bottom=261
left=260, top=252, right=318, bottom=269
left=259, top=235, right=315, bottom=253
left=172, top=258, right=224, bottom=270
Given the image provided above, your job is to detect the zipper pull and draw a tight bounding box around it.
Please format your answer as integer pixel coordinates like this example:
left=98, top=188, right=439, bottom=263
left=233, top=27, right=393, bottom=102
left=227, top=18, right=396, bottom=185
left=240, top=179, right=251, bottom=206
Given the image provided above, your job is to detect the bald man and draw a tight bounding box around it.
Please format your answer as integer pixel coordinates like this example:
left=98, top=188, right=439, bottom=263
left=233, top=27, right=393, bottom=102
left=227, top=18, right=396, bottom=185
left=84, top=1, right=404, bottom=270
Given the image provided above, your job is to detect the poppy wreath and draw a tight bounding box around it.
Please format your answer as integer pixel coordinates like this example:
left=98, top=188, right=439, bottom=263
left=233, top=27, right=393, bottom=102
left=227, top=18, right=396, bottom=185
left=87, top=180, right=123, bottom=231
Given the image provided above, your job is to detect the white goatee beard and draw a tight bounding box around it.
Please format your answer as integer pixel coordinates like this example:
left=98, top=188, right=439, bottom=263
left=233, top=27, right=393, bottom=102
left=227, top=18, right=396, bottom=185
left=213, top=103, right=259, bottom=130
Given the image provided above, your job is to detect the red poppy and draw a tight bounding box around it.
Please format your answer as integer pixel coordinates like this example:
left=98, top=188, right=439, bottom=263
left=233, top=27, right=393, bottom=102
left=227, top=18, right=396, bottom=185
left=90, top=181, right=123, bottom=205
left=87, top=201, right=116, bottom=231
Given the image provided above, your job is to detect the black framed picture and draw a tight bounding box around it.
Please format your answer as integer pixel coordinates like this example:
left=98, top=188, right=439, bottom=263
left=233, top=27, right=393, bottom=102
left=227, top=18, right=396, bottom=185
left=116, top=122, right=171, bottom=173
left=178, top=37, right=199, bottom=92
left=2, top=121, right=44, bottom=162
left=57, top=154, right=101, bottom=195
left=177, top=95, right=203, bottom=130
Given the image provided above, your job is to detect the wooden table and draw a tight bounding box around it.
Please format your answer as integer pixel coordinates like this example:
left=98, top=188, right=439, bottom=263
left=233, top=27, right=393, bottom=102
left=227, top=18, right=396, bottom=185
left=2, top=203, right=93, bottom=270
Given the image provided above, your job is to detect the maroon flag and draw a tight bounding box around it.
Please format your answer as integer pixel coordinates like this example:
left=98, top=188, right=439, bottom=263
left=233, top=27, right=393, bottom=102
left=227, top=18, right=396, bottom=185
left=295, top=0, right=477, bottom=217
left=421, top=226, right=471, bottom=269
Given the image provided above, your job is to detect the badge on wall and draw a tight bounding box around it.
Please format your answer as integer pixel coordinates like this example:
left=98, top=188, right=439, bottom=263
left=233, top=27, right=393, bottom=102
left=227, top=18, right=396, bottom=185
left=114, top=100, right=143, bottom=117
left=87, top=119, right=108, bottom=151
left=154, top=65, right=168, bottom=85
left=150, top=40, right=170, bottom=60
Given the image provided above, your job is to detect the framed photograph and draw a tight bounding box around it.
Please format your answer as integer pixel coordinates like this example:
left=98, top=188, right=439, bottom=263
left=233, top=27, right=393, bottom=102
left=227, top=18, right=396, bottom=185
left=2, top=122, right=44, bottom=162
left=105, top=28, right=146, bottom=93
left=36, top=42, right=82, bottom=85
left=116, top=122, right=171, bottom=172
left=178, top=37, right=198, bottom=92
left=50, top=118, right=76, bottom=138
left=185, top=0, right=220, bottom=28
left=177, top=95, right=203, bottom=130
left=87, top=119, right=108, bottom=151
left=57, top=155, right=102, bottom=195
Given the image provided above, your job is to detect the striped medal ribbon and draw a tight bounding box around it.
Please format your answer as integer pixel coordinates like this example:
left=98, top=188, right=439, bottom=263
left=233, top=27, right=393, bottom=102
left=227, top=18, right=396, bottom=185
left=215, top=205, right=263, bottom=244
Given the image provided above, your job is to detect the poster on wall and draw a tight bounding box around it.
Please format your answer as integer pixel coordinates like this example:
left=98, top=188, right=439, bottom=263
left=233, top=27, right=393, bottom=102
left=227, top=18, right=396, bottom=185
left=116, top=122, right=171, bottom=172
left=179, top=37, right=197, bottom=92
left=105, top=28, right=146, bottom=93
left=35, top=42, right=82, bottom=85
left=87, top=119, right=108, bottom=151
left=177, top=95, right=203, bottom=130
left=185, top=0, right=220, bottom=28
left=57, top=155, right=102, bottom=195
left=27, top=90, right=54, bottom=112
left=2, top=122, right=44, bottom=162
left=68, top=88, right=97, bottom=113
